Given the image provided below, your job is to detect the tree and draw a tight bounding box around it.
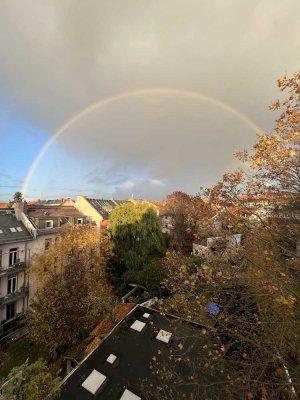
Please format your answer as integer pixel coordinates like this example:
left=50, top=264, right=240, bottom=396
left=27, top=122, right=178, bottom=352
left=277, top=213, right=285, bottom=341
left=7, top=192, right=24, bottom=208
left=152, top=73, right=300, bottom=398
left=3, top=359, right=60, bottom=400
left=28, top=225, right=113, bottom=350
left=108, top=201, right=165, bottom=288
left=164, top=191, right=214, bottom=253
left=123, top=260, right=165, bottom=297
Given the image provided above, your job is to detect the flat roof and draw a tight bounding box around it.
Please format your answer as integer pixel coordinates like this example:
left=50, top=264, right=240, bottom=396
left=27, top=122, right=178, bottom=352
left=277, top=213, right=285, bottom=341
left=58, top=305, right=220, bottom=400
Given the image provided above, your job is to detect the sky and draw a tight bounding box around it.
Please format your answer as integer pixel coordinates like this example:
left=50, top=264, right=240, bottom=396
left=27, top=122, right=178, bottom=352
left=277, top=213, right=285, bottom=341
left=0, top=0, right=299, bottom=201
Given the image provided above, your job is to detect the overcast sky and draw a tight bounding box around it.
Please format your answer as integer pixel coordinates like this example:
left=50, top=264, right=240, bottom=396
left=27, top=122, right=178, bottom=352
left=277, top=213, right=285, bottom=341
left=0, top=0, right=299, bottom=200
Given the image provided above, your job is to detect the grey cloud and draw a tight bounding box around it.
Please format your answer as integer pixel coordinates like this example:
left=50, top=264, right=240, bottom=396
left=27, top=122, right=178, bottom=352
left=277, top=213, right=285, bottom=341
left=1, top=0, right=300, bottom=198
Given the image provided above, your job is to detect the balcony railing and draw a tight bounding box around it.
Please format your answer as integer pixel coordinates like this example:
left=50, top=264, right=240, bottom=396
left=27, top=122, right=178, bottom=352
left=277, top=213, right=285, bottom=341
left=0, top=286, right=29, bottom=306
left=0, top=261, right=27, bottom=277
left=0, top=312, right=26, bottom=337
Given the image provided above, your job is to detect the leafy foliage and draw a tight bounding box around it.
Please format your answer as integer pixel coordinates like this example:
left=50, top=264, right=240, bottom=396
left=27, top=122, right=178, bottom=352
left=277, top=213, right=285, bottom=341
left=123, top=261, right=165, bottom=297
left=109, top=202, right=165, bottom=287
left=151, top=73, right=300, bottom=398
left=3, top=359, right=60, bottom=400
left=28, top=225, right=113, bottom=350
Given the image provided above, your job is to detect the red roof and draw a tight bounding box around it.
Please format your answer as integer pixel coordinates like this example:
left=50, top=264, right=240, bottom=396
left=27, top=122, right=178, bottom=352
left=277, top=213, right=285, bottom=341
left=100, top=219, right=109, bottom=229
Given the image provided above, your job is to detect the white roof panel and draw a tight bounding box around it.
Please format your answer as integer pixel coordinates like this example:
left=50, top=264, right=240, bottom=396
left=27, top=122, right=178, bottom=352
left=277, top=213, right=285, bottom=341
left=130, top=320, right=146, bottom=332
left=142, top=312, right=150, bottom=318
left=81, top=369, right=106, bottom=395
left=106, top=353, right=117, bottom=364
left=119, top=388, right=141, bottom=400
left=156, top=329, right=172, bottom=344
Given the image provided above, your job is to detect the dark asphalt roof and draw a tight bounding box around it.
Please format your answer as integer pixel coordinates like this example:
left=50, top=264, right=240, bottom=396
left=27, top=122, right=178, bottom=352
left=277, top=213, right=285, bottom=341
left=58, top=305, right=218, bottom=400
left=0, top=212, right=32, bottom=244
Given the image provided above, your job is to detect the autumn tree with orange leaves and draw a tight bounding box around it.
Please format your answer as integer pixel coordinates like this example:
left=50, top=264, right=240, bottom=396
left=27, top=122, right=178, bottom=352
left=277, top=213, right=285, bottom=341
left=147, top=73, right=300, bottom=399
left=28, top=225, right=114, bottom=351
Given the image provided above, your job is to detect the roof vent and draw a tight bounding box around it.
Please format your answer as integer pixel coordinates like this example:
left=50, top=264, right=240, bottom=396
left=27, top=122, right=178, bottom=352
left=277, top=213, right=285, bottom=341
left=130, top=320, right=146, bottom=333
left=156, top=329, right=172, bottom=344
left=119, top=389, right=141, bottom=400
left=81, top=369, right=107, bottom=395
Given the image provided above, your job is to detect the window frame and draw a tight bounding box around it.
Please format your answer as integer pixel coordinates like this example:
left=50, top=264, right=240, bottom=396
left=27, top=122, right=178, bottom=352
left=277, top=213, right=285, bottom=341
left=45, top=220, right=53, bottom=228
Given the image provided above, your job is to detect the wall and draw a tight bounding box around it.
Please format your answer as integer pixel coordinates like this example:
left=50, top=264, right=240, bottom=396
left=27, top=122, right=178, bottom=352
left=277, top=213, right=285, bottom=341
left=75, top=196, right=102, bottom=228
left=0, top=241, right=28, bottom=323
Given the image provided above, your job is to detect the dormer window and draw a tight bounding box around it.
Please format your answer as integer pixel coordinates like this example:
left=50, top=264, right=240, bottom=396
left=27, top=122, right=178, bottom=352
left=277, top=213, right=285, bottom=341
left=45, top=220, right=53, bottom=228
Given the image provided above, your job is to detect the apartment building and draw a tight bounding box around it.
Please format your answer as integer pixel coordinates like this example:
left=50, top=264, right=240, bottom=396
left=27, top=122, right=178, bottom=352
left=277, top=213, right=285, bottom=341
left=0, top=210, right=33, bottom=335
left=75, top=196, right=127, bottom=229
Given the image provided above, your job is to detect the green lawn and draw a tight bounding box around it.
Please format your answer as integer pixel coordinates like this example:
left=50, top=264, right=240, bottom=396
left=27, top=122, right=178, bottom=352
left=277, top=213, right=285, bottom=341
left=0, top=335, right=48, bottom=380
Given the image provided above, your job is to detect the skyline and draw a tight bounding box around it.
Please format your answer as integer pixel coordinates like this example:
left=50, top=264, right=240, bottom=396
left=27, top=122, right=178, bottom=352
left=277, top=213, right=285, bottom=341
left=1, top=0, right=300, bottom=200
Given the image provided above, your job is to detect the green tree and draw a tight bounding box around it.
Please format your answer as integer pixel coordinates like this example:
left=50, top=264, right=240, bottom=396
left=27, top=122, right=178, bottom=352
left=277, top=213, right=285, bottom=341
left=3, top=359, right=60, bottom=400
left=109, top=201, right=165, bottom=287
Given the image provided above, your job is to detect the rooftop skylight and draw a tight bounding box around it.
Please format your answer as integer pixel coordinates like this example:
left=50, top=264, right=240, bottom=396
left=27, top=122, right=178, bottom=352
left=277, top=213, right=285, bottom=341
left=142, top=312, right=150, bottom=318
left=106, top=353, right=117, bottom=364
left=0, top=229, right=3, bottom=234
left=119, top=388, right=141, bottom=400
left=156, top=329, right=172, bottom=344
left=9, top=228, right=16, bottom=232
left=130, top=320, right=146, bottom=332
left=81, top=369, right=107, bottom=395
left=16, top=227, right=23, bottom=232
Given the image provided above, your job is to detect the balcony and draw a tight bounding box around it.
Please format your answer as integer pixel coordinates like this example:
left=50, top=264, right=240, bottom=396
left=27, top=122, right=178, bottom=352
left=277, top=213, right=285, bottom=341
left=0, top=286, right=29, bottom=306
left=0, top=261, right=27, bottom=277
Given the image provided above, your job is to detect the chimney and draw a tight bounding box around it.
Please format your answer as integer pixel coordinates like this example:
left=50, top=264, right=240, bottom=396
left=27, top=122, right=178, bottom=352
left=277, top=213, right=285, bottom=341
left=14, top=200, right=24, bottom=221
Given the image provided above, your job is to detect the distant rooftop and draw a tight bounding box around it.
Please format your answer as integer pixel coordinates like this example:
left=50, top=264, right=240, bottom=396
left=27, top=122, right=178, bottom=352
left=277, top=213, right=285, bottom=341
left=0, top=211, right=32, bottom=244
left=85, top=198, right=128, bottom=219
left=26, top=205, right=85, bottom=219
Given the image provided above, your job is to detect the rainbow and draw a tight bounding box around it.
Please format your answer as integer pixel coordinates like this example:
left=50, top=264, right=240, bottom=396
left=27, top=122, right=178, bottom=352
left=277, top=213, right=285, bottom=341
left=22, top=87, right=264, bottom=197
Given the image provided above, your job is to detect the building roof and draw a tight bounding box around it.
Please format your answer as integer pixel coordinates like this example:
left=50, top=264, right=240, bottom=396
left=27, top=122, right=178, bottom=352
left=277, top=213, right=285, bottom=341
left=58, top=305, right=219, bottom=400
left=0, top=211, right=32, bottom=244
left=85, top=198, right=127, bottom=219
left=26, top=206, right=85, bottom=219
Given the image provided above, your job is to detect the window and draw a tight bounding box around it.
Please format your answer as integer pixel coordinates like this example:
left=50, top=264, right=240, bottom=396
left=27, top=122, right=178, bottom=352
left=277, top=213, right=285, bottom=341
left=8, top=276, right=17, bottom=294
left=77, top=218, right=83, bottom=225
left=45, top=238, right=52, bottom=250
left=6, top=303, right=16, bottom=320
left=9, top=248, right=18, bottom=265
left=45, top=220, right=53, bottom=228
left=0, top=250, right=2, bottom=268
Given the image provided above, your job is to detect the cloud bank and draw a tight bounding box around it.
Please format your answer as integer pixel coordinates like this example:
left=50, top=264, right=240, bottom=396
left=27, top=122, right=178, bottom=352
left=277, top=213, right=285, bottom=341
left=1, top=0, right=300, bottom=199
